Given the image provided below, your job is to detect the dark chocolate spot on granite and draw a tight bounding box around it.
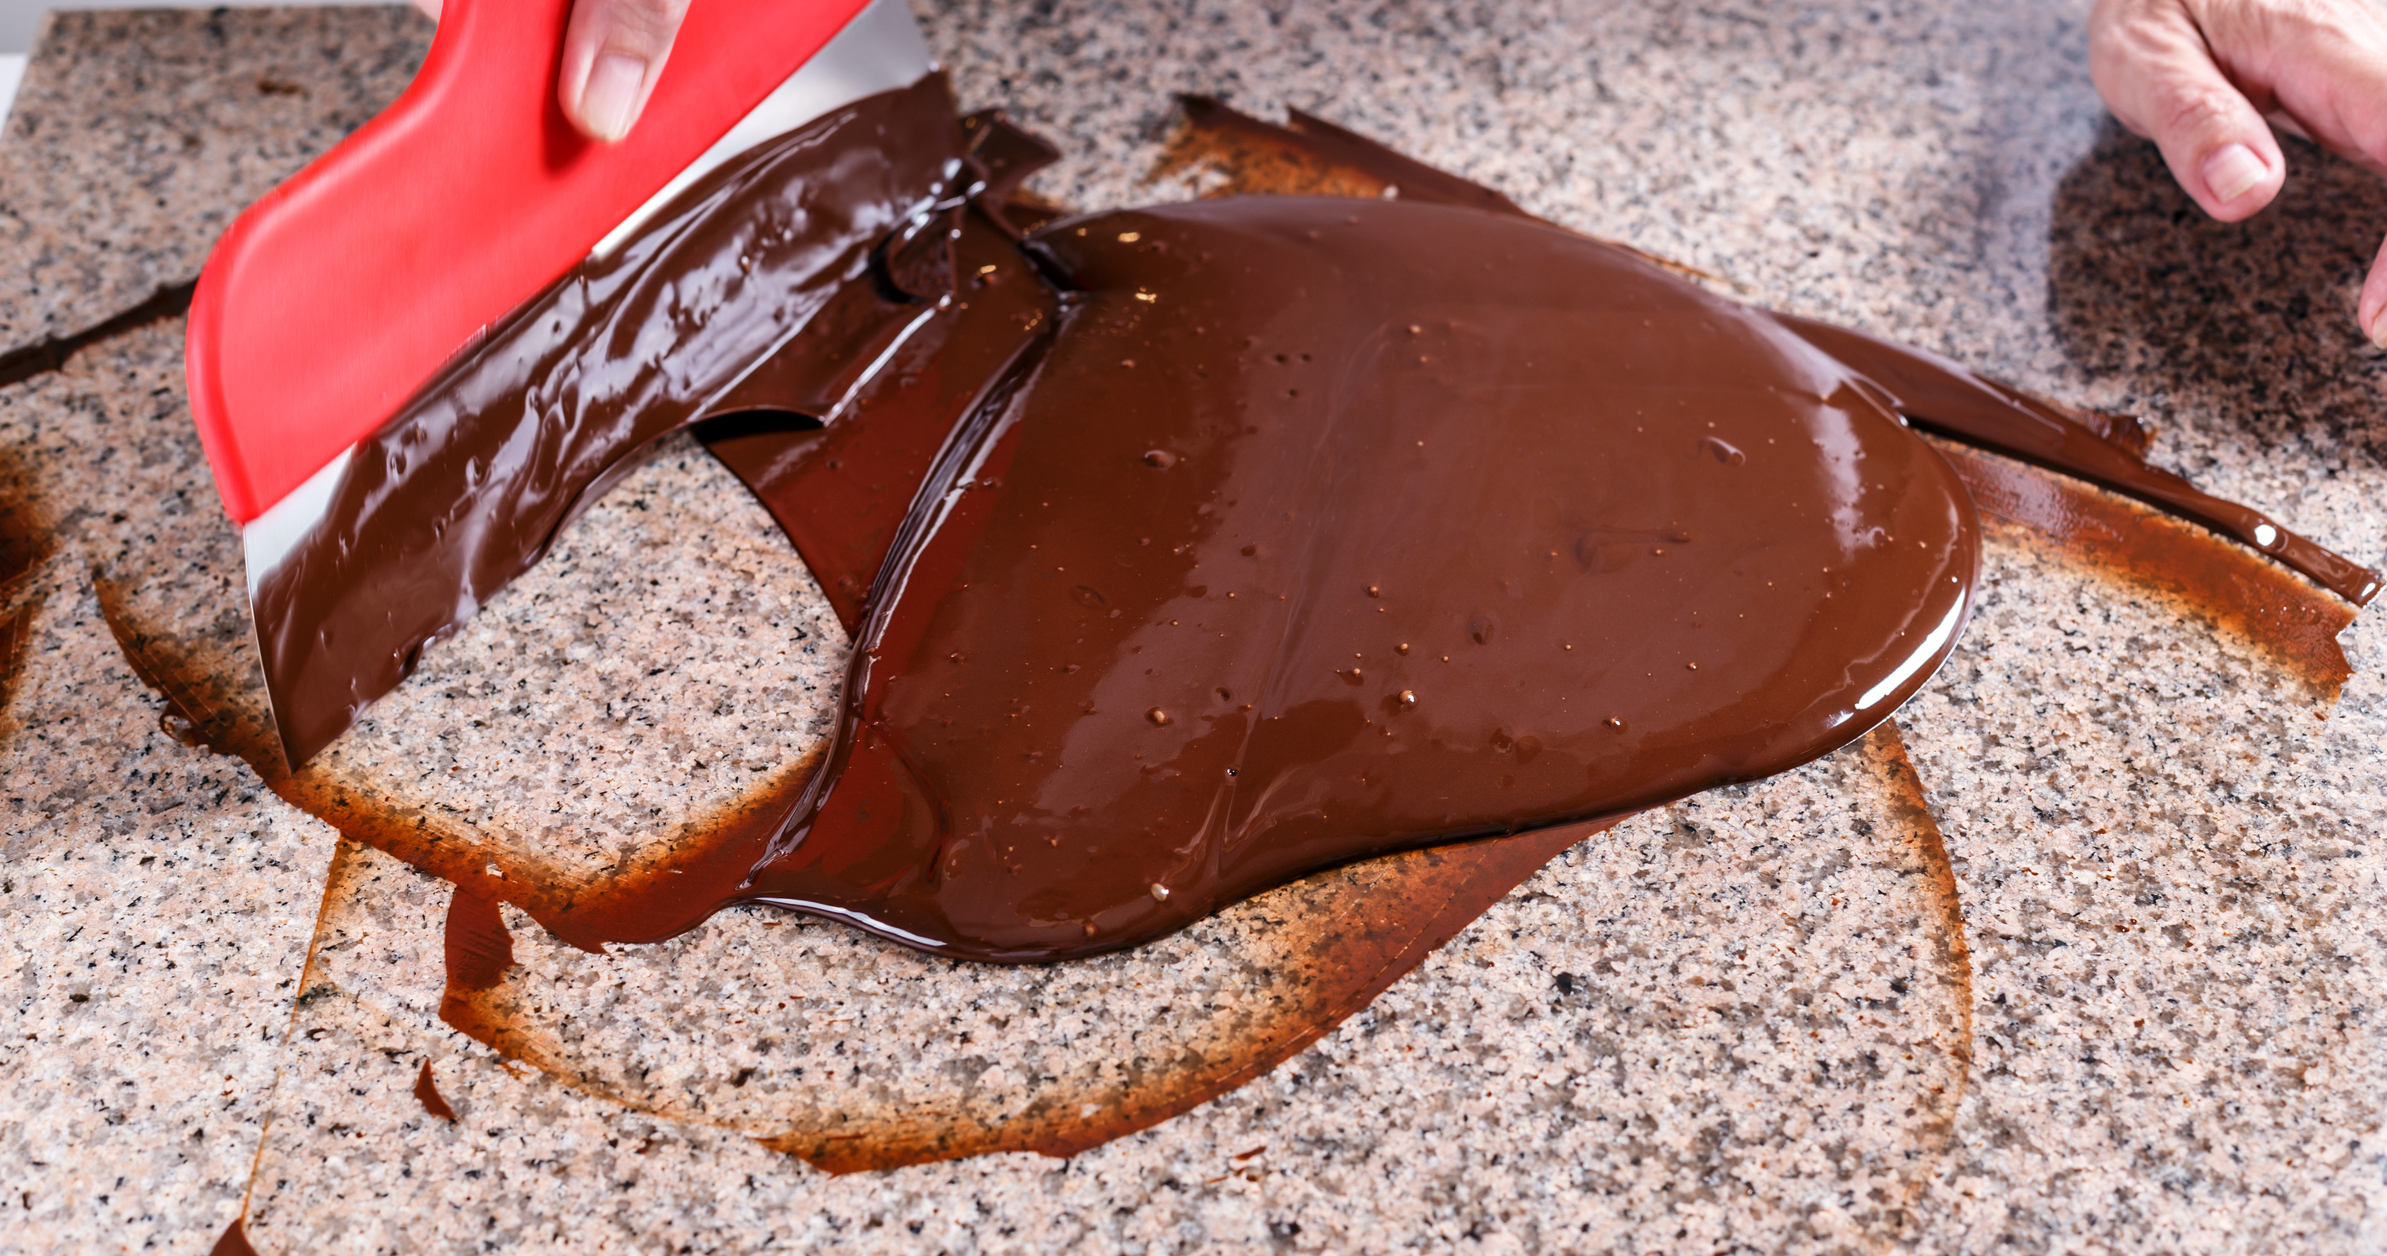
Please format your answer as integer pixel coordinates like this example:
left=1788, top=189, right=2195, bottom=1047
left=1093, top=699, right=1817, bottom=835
left=442, top=888, right=514, bottom=993
left=413, top=1059, right=458, bottom=1123
left=0, top=280, right=196, bottom=390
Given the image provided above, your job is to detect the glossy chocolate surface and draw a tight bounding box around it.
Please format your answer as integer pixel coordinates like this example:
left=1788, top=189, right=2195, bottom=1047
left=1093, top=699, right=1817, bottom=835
left=243, top=81, right=2375, bottom=964
left=738, top=196, right=1979, bottom=959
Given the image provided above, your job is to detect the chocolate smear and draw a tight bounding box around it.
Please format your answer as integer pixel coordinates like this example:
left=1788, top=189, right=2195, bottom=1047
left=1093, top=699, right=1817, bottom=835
left=1939, top=441, right=2358, bottom=691
left=442, top=888, right=514, bottom=992
left=772, top=818, right=1610, bottom=1171
left=208, top=1217, right=259, bottom=1256
left=0, top=279, right=195, bottom=390
left=0, top=458, right=49, bottom=725
left=413, top=1059, right=458, bottom=1123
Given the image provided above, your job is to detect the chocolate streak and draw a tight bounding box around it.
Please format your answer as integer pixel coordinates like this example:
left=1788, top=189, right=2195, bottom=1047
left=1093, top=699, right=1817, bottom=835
left=0, top=454, right=49, bottom=726
left=208, top=1217, right=259, bottom=1256
left=246, top=81, right=2375, bottom=965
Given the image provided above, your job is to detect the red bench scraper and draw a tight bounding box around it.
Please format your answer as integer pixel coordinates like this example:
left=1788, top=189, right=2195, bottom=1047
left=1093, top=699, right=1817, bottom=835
left=183, top=0, right=928, bottom=752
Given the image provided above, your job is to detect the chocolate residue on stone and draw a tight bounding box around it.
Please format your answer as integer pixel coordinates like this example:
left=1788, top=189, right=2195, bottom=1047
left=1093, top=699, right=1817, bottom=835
left=100, top=552, right=837, bottom=972
left=413, top=1059, right=458, bottom=1123
left=442, top=888, right=514, bottom=993
left=236, top=84, right=2370, bottom=969
left=1939, top=441, right=2359, bottom=691
left=1152, top=95, right=1724, bottom=286
left=208, top=1217, right=259, bottom=1256
left=1858, top=717, right=1972, bottom=1053
left=0, top=279, right=195, bottom=390
left=0, top=460, right=49, bottom=723
left=1168, top=94, right=1526, bottom=216
left=775, top=818, right=1610, bottom=1173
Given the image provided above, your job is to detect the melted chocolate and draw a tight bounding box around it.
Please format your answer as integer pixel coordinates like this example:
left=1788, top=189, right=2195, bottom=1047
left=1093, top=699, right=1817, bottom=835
left=208, top=1218, right=259, bottom=1256
left=250, top=76, right=972, bottom=765
left=414, top=1059, right=459, bottom=1123
left=442, top=888, right=515, bottom=992
left=238, top=82, right=2376, bottom=966
left=0, top=456, right=48, bottom=723
left=733, top=195, right=1979, bottom=959
left=700, top=113, right=1065, bottom=631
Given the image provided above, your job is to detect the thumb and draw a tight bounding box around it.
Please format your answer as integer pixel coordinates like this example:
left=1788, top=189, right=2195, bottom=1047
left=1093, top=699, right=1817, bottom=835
left=558, top=0, right=693, bottom=143
left=2090, top=0, right=2287, bottom=221
left=2358, top=235, right=2387, bottom=348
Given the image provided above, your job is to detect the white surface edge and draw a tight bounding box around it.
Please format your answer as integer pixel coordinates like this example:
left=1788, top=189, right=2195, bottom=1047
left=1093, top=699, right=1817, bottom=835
left=0, top=53, right=25, bottom=134
left=243, top=445, right=353, bottom=596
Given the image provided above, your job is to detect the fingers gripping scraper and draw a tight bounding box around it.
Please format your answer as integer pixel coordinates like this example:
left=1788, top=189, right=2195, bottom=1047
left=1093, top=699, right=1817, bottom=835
left=186, top=0, right=932, bottom=763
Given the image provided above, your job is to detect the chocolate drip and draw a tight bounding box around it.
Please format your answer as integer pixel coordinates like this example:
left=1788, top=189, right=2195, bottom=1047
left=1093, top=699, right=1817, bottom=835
left=237, top=85, right=2375, bottom=966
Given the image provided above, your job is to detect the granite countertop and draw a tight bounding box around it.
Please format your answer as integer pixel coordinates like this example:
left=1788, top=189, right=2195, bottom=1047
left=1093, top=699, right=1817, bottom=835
left=3, top=2, right=2383, bottom=1252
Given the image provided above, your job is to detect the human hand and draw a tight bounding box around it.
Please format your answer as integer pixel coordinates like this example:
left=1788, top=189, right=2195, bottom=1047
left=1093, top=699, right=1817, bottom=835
left=408, top=0, right=693, bottom=143
left=2088, top=0, right=2387, bottom=345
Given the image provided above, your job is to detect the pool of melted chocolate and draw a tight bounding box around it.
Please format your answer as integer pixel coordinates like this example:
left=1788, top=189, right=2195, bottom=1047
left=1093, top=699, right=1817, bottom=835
left=239, top=75, right=2377, bottom=965
left=741, top=195, right=1983, bottom=960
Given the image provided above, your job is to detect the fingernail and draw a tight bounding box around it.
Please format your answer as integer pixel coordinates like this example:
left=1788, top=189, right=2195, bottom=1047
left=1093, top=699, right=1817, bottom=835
left=2369, top=310, right=2387, bottom=351
left=2202, top=143, right=2267, bottom=204
left=577, top=52, right=649, bottom=142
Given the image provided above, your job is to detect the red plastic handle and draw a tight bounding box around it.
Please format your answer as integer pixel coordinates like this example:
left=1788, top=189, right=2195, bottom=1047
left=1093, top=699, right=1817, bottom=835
left=187, top=0, right=873, bottom=523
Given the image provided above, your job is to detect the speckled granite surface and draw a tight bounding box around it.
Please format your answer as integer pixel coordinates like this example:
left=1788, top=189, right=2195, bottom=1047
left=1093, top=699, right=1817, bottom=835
left=0, top=6, right=429, bottom=346
left=2, top=1, right=2384, bottom=1252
